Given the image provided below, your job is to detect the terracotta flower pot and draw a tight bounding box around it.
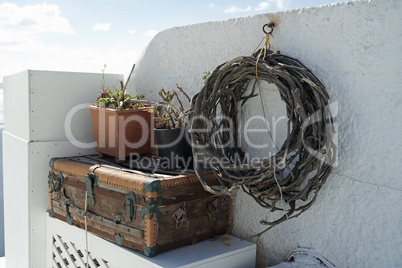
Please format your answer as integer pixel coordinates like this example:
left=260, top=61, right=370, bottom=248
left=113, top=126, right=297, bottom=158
left=88, top=105, right=155, bottom=162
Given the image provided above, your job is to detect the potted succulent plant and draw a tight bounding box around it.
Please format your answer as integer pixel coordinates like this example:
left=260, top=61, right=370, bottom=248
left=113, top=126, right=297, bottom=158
left=87, top=64, right=155, bottom=162
left=152, top=85, right=193, bottom=170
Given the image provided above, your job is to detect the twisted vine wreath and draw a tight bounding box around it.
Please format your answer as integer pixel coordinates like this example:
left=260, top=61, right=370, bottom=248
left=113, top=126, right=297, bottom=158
left=189, top=49, right=337, bottom=236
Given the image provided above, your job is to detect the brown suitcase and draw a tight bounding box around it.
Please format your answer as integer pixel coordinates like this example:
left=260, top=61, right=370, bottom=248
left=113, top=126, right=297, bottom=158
left=47, top=156, right=232, bottom=257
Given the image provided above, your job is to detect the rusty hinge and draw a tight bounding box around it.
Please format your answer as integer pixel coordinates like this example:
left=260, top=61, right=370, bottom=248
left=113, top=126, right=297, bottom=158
left=113, top=214, right=125, bottom=223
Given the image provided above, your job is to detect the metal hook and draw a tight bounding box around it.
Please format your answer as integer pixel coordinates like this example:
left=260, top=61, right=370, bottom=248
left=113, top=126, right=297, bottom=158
left=262, top=22, right=275, bottom=35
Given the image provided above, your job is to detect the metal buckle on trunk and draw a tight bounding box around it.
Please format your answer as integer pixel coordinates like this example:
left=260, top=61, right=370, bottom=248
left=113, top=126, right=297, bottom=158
left=66, top=214, right=73, bottom=225
left=126, top=191, right=136, bottom=222
left=64, top=197, right=73, bottom=224
left=84, top=173, right=97, bottom=206
left=48, top=172, right=63, bottom=193
left=114, top=233, right=124, bottom=245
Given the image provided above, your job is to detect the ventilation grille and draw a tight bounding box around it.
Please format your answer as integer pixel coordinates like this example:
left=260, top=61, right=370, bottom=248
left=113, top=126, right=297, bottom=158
left=52, top=234, right=109, bottom=268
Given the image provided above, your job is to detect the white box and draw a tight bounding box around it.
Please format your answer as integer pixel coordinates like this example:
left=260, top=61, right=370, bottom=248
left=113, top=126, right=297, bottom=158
left=47, top=217, right=256, bottom=268
left=3, top=70, right=123, bottom=142
left=3, top=70, right=120, bottom=267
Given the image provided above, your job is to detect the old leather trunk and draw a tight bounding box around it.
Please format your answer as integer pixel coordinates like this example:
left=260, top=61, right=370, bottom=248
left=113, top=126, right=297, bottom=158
left=48, top=156, right=232, bottom=257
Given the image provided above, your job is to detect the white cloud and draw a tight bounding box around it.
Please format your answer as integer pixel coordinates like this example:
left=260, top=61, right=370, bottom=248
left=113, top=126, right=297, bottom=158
left=0, top=2, right=74, bottom=34
left=273, top=0, right=287, bottom=9
left=224, top=5, right=252, bottom=13
left=0, top=3, right=140, bottom=83
left=208, top=4, right=215, bottom=8
left=224, top=0, right=288, bottom=14
left=0, top=3, right=74, bottom=55
left=93, top=23, right=111, bottom=31
left=128, top=30, right=136, bottom=34
left=145, top=29, right=158, bottom=37
left=263, top=0, right=288, bottom=10
left=255, top=2, right=270, bottom=11
left=0, top=44, right=142, bottom=83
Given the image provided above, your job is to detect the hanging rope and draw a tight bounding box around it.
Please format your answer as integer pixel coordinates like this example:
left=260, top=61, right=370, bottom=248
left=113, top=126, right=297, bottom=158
left=84, top=191, right=89, bottom=268
left=251, top=22, right=275, bottom=80
left=189, top=23, right=336, bottom=236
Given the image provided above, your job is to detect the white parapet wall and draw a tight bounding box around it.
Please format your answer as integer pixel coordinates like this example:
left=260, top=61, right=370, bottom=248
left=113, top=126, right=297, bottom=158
left=128, top=0, right=402, bottom=267
left=2, top=70, right=122, bottom=268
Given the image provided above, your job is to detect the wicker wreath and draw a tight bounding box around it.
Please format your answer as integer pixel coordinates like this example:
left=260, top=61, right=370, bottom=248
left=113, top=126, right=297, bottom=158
left=190, top=49, right=337, bottom=235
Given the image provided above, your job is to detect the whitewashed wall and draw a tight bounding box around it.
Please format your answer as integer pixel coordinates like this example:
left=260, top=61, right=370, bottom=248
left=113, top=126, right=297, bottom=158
left=128, top=0, right=402, bottom=267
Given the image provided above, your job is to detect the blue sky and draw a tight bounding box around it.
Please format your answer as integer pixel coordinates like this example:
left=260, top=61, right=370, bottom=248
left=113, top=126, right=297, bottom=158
left=0, top=0, right=348, bottom=83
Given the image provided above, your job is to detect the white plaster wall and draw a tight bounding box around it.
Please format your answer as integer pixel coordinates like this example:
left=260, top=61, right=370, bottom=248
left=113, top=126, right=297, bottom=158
left=128, top=0, right=402, bottom=267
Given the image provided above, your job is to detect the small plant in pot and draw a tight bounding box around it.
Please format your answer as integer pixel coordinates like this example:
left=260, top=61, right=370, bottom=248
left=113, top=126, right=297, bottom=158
left=152, top=84, right=193, bottom=170
left=87, top=64, right=155, bottom=162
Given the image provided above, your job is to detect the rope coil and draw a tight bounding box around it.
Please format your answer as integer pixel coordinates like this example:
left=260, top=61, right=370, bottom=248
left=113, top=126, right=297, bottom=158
left=190, top=49, right=336, bottom=236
